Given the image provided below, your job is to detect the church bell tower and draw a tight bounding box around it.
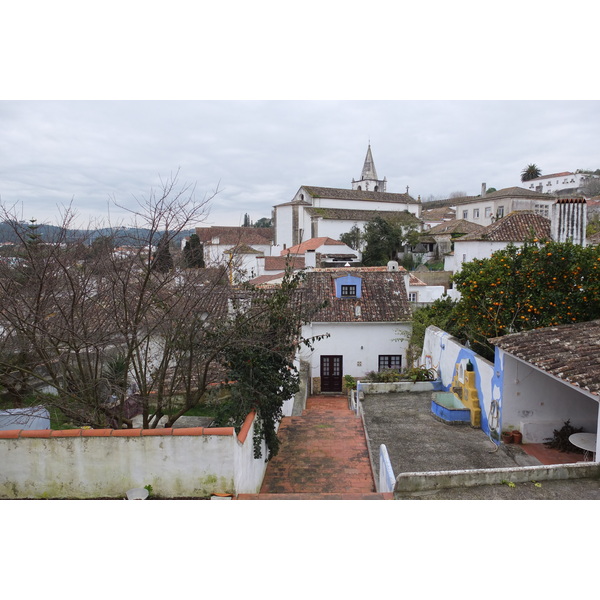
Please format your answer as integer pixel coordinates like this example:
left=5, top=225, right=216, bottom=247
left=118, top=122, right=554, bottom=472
left=352, top=144, right=387, bottom=192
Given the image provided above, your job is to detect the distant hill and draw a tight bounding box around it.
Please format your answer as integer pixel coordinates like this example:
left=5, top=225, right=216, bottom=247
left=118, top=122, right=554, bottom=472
left=0, top=222, right=195, bottom=247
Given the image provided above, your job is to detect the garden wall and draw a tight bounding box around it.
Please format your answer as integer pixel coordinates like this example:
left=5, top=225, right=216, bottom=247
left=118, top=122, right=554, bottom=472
left=0, top=411, right=268, bottom=499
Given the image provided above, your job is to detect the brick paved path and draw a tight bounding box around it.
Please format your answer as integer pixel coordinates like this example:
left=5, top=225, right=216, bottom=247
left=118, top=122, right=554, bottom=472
left=239, top=395, right=389, bottom=499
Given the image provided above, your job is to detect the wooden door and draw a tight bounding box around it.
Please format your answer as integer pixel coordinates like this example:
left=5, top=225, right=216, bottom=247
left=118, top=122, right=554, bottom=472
left=320, top=355, right=343, bottom=392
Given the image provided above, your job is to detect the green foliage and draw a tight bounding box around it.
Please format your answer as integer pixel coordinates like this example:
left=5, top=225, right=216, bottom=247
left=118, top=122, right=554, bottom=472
left=521, top=164, right=542, bottom=182
left=214, top=269, right=327, bottom=460
left=339, top=225, right=363, bottom=251
left=544, top=420, right=584, bottom=453
left=364, top=369, right=403, bottom=383
left=451, top=240, right=600, bottom=357
left=402, top=365, right=437, bottom=382
left=343, top=374, right=356, bottom=390
left=253, top=217, right=272, bottom=228
left=364, top=366, right=436, bottom=383
left=151, top=235, right=173, bottom=272
left=144, top=484, right=154, bottom=497
left=183, top=233, right=205, bottom=268
left=408, top=295, right=460, bottom=363
left=361, top=214, right=421, bottom=266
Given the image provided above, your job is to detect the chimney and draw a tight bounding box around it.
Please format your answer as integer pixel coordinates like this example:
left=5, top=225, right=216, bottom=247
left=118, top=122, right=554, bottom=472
left=481, top=183, right=487, bottom=196
left=305, top=249, right=316, bottom=269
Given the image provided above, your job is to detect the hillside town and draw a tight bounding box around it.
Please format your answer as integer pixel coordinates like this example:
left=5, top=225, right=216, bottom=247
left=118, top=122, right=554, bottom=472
left=2, top=145, right=600, bottom=501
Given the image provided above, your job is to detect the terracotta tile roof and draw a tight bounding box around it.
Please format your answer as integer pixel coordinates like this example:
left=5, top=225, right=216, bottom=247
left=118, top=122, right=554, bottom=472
left=304, top=207, right=422, bottom=224
left=482, top=186, right=549, bottom=200
left=459, top=211, right=551, bottom=242
left=421, top=196, right=479, bottom=209
left=281, top=237, right=346, bottom=255
left=528, top=171, right=573, bottom=181
left=262, top=255, right=305, bottom=270
left=195, top=226, right=274, bottom=245
left=301, top=186, right=419, bottom=204
left=304, top=268, right=411, bottom=323
left=247, top=272, right=286, bottom=286
left=422, top=206, right=456, bottom=221
left=489, top=320, right=600, bottom=396
left=427, top=219, right=486, bottom=236
left=224, top=244, right=264, bottom=255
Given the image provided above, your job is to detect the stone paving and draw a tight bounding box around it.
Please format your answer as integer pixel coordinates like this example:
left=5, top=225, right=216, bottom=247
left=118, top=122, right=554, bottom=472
left=240, top=395, right=384, bottom=499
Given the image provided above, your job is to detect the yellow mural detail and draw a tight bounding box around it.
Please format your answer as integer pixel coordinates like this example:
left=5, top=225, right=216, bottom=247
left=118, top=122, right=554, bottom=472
left=452, top=363, right=481, bottom=428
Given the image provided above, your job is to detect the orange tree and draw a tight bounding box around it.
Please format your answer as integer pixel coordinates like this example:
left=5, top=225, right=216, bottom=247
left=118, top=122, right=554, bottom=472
left=450, top=240, right=600, bottom=358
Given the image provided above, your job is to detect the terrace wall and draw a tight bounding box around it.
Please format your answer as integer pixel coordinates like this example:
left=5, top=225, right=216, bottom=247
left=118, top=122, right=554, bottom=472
left=0, top=411, right=267, bottom=499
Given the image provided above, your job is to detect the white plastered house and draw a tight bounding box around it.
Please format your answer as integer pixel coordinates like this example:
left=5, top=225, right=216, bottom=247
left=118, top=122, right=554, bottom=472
left=298, top=265, right=412, bottom=394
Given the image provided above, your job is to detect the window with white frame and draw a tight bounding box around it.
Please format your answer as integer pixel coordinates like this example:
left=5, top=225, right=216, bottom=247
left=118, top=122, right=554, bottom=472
left=408, top=292, right=418, bottom=302
left=485, top=207, right=492, bottom=218
left=473, top=208, right=480, bottom=218
left=462, top=210, right=468, bottom=219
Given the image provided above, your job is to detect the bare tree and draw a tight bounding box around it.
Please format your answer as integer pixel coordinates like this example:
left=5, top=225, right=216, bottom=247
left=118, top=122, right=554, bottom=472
left=0, top=173, right=323, bottom=440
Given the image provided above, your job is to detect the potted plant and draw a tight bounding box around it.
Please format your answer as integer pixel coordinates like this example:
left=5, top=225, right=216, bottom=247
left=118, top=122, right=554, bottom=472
left=502, top=431, right=513, bottom=444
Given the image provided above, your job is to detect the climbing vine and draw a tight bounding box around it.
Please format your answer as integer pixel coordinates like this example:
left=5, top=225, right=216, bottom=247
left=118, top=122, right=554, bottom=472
left=214, top=269, right=327, bottom=460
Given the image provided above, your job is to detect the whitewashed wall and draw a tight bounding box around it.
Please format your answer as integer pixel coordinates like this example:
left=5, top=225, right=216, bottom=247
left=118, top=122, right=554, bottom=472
left=421, top=326, right=497, bottom=439
left=0, top=415, right=268, bottom=499
left=301, top=321, right=411, bottom=383
left=421, top=325, right=600, bottom=446
left=498, top=349, right=599, bottom=443
left=449, top=239, right=518, bottom=273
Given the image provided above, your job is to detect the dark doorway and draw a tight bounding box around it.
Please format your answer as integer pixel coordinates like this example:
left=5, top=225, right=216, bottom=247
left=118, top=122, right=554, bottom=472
left=320, top=355, right=343, bottom=392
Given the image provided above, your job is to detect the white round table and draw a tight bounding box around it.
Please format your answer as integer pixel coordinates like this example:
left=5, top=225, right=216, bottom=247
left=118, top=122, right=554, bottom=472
left=569, top=433, right=597, bottom=461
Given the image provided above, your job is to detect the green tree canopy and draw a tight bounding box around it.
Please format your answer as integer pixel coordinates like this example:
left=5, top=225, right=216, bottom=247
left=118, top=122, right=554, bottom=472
left=183, top=233, right=205, bottom=268
left=254, top=217, right=272, bottom=228
left=361, top=214, right=421, bottom=266
left=521, top=164, right=542, bottom=182
left=339, top=225, right=363, bottom=251
left=451, top=240, right=600, bottom=357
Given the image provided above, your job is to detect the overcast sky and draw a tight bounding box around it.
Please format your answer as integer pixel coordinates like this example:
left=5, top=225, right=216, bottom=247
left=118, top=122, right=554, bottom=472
left=2, top=3, right=599, bottom=235
left=1, top=100, right=599, bottom=230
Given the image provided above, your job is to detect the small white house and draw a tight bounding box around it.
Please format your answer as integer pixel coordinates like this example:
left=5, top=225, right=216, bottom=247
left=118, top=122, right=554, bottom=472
left=446, top=211, right=552, bottom=274
left=299, top=265, right=412, bottom=394
left=521, top=171, right=599, bottom=196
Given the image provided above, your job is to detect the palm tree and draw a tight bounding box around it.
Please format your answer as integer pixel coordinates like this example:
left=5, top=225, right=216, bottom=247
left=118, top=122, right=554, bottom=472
left=521, top=164, right=542, bottom=182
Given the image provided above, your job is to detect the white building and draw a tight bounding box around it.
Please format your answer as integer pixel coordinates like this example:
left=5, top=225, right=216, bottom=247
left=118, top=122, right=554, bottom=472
left=446, top=211, right=552, bottom=274
left=195, top=226, right=276, bottom=282
left=522, top=171, right=599, bottom=196
left=273, top=145, right=421, bottom=249
left=299, top=265, right=412, bottom=393
left=454, top=186, right=554, bottom=227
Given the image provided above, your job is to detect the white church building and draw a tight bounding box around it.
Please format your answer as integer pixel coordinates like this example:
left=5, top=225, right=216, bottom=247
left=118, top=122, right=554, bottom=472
left=273, top=145, right=422, bottom=249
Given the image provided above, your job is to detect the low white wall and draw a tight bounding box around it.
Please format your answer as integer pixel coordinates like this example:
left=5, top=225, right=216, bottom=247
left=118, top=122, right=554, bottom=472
left=357, top=381, right=440, bottom=394
left=0, top=413, right=268, bottom=499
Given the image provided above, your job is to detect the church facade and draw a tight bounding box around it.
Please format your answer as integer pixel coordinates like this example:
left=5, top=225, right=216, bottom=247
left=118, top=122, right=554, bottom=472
left=273, top=145, right=421, bottom=249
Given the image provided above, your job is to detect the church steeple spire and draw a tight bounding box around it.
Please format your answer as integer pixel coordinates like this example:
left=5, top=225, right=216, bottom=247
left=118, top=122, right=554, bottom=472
left=352, top=144, right=387, bottom=192
left=361, top=144, right=378, bottom=181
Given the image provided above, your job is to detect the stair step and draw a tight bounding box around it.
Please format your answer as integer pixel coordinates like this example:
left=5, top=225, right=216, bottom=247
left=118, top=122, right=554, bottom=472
left=236, top=492, right=392, bottom=500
